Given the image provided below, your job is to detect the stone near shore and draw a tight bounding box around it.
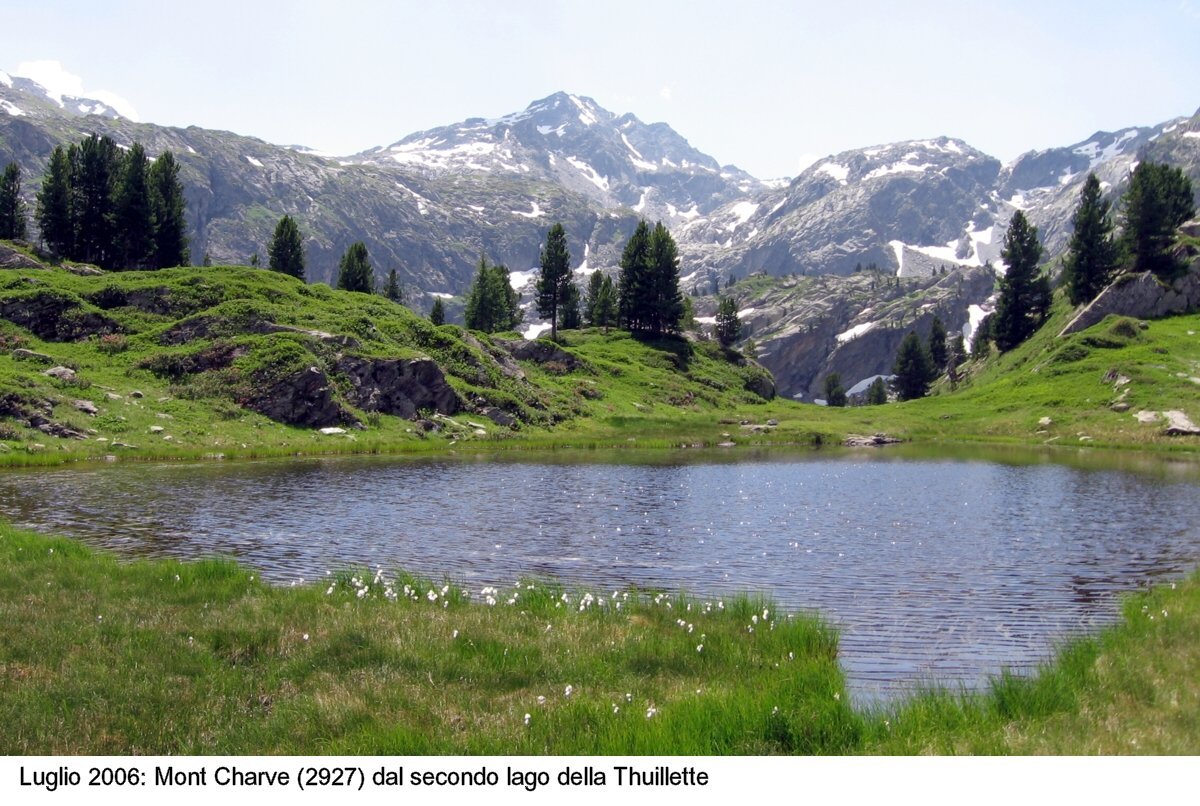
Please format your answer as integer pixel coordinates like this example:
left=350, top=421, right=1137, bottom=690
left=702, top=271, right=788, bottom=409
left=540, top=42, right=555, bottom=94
left=843, top=433, right=902, bottom=447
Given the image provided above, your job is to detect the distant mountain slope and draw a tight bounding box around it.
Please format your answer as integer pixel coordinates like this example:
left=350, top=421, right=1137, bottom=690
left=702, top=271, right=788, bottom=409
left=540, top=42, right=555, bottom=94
left=2, top=69, right=1198, bottom=301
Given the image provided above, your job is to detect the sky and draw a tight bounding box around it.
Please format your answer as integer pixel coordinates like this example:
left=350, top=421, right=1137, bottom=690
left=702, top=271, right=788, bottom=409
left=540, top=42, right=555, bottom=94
left=2, top=0, right=1199, bottom=179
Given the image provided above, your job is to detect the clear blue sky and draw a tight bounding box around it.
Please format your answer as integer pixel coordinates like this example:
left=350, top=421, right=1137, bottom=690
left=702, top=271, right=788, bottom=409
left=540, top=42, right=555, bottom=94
left=3, top=0, right=1198, bottom=178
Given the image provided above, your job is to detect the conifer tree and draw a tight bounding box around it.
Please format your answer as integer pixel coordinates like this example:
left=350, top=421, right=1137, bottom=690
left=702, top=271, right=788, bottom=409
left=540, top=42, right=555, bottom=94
left=383, top=268, right=404, bottom=303
left=823, top=373, right=847, bottom=407
left=892, top=331, right=934, bottom=400
left=267, top=214, right=305, bottom=279
left=584, top=270, right=605, bottom=326
left=560, top=281, right=581, bottom=330
left=618, top=219, right=652, bottom=331
left=1063, top=172, right=1117, bottom=305
left=0, top=162, right=27, bottom=241
left=464, top=255, right=521, bottom=333
left=992, top=211, right=1049, bottom=352
left=1121, top=161, right=1195, bottom=277
left=646, top=222, right=684, bottom=336
left=535, top=222, right=571, bottom=340
left=430, top=297, right=446, bottom=326
left=336, top=241, right=374, bottom=293
left=715, top=296, right=740, bottom=346
left=36, top=146, right=73, bottom=257
left=149, top=150, right=189, bottom=268
left=72, top=134, right=120, bottom=267
left=928, top=315, right=948, bottom=372
left=114, top=143, right=155, bottom=269
left=593, top=275, right=617, bottom=333
left=866, top=376, right=888, bottom=405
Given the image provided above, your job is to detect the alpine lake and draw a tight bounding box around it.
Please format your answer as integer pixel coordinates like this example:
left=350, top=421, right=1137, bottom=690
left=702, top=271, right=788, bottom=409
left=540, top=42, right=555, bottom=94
left=3, top=443, right=1198, bottom=703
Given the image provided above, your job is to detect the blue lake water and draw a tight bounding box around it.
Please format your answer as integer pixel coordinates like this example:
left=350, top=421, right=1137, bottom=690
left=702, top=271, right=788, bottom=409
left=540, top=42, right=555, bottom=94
left=2, top=447, right=1198, bottom=702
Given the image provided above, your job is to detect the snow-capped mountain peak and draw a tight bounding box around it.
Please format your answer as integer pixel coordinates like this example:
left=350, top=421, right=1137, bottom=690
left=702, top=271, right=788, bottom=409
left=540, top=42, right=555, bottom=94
left=350, top=91, right=766, bottom=227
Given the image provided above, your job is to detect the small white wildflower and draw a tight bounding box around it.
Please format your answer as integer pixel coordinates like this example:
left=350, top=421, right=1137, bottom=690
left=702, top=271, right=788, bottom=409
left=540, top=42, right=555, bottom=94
left=537, top=695, right=546, bottom=706
left=452, top=629, right=459, bottom=639
left=613, top=704, right=620, bottom=714
left=833, top=692, right=841, bottom=701
left=762, top=608, right=769, bottom=621
left=771, top=706, right=779, bottom=716
left=356, top=587, right=368, bottom=599
left=174, top=574, right=180, bottom=581
left=325, top=585, right=335, bottom=595
left=788, top=651, right=794, bottom=661
left=427, top=590, right=438, bottom=602
left=751, top=614, right=758, bottom=624
left=645, top=706, right=657, bottom=719
left=564, top=685, right=573, bottom=697
left=625, top=693, right=632, bottom=702
left=523, top=713, right=531, bottom=726
left=1161, top=610, right=1169, bottom=618
left=302, top=633, right=309, bottom=641
left=696, top=644, right=703, bottom=653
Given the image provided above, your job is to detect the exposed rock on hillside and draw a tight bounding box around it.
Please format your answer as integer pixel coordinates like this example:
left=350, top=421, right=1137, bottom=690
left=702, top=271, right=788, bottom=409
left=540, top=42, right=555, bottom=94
left=1060, top=252, right=1200, bottom=337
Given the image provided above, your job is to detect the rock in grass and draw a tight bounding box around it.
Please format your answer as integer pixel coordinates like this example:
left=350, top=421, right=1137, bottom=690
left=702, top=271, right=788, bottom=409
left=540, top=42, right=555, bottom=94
left=73, top=400, right=98, bottom=416
left=11, top=348, right=55, bottom=364
left=43, top=366, right=76, bottom=381
left=1163, top=410, right=1200, bottom=436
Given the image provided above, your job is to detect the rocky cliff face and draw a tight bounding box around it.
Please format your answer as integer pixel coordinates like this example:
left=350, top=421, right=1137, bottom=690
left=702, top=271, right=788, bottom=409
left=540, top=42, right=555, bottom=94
left=707, top=266, right=996, bottom=400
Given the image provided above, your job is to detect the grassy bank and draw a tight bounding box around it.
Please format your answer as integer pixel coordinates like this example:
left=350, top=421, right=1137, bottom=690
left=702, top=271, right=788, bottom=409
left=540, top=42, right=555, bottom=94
left=1, top=523, right=1196, bottom=754
left=2, top=258, right=1197, bottom=468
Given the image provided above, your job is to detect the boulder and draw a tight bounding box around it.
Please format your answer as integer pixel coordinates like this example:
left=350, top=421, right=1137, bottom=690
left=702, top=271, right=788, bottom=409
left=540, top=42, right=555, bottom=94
left=11, top=348, right=55, bottom=364
left=495, top=338, right=586, bottom=372
left=743, top=372, right=776, bottom=401
left=73, top=399, right=98, bottom=416
left=43, top=366, right=76, bottom=381
left=480, top=406, right=517, bottom=428
left=1163, top=410, right=1200, bottom=437
left=335, top=355, right=462, bottom=418
left=843, top=433, right=902, bottom=447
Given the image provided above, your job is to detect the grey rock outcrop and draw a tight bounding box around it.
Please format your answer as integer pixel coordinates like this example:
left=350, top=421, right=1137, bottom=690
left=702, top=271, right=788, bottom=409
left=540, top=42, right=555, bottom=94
left=1059, top=259, right=1200, bottom=337
left=334, top=355, right=463, bottom=419
left=244, top=365, right=353, bottom=428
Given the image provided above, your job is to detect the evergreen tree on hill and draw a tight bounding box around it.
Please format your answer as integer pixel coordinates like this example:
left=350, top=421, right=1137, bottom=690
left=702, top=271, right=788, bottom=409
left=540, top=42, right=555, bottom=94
left=646, top=222, right=684, bottom=336
left=823, top=373, right=847, bottom=407
left=430, top=297, right=446, bottom=326
left=35, top=146, right=73, bottom=258
left=560, top=281, right=581, bottom=330
left=866, top=376, right=888, bottom=405
left=0, top=162, right=27, bottom=241
left=72, top=134, right=120, bottom=267
left=536, top=222, right=572, bottom=340
left=928, top=315, right=948, bottom=372
left=268, top=214, right=306, bottom=280
left=114, top=143, right=155, bottom=269
left=336, top=241, right=374, bottom=293
left=992, top=210, right=1050, bottom=352
left=1121, top=161, right=1195, bottom=277
left=465, top=255, right=521, bottom=333
left=715, top=296, right=740, bottom=346
left=383, top=267, right=405, bottom=304
left=892, top=331, right=934, bottom=400
left=149, top=150, right=189, bottom=268
left=618, top=219, right=652, bottom=331
left=1063, top=172, right=1117, bottom=305
left=584, top=269, right=605, bottom=327
left=592, top=274, right=617, bottom=333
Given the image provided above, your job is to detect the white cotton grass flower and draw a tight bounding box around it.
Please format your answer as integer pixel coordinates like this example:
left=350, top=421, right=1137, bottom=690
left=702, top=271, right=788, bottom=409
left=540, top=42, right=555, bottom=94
left=696, top=644, right=703, bottom=653
left=523, top=713, right=531, bottom=726
left=645, top=705, right=657, bottom=719
left=564, top=685, right=573, bottom=698
left=452, top=629, right=459, bottom=639
left=537, top=695, right=546, bottom=706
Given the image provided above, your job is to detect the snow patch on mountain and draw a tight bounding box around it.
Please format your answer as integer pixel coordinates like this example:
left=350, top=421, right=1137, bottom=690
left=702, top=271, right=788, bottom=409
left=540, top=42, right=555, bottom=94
left=0, top=99, right=24, bottom=117
left=817, top=162, right=849, bottom=184
left=566, top=156, right=609, bottom=191
left=836, top=321, right=878, bottom=343
left=512, top=201, right=545, bottom=219
left=245, top=155, right=264, bottom=168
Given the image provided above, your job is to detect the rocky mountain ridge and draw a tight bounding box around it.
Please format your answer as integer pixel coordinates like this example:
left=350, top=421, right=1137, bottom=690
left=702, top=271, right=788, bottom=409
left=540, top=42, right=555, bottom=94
left=2, top=70, right=1198, bottom=304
